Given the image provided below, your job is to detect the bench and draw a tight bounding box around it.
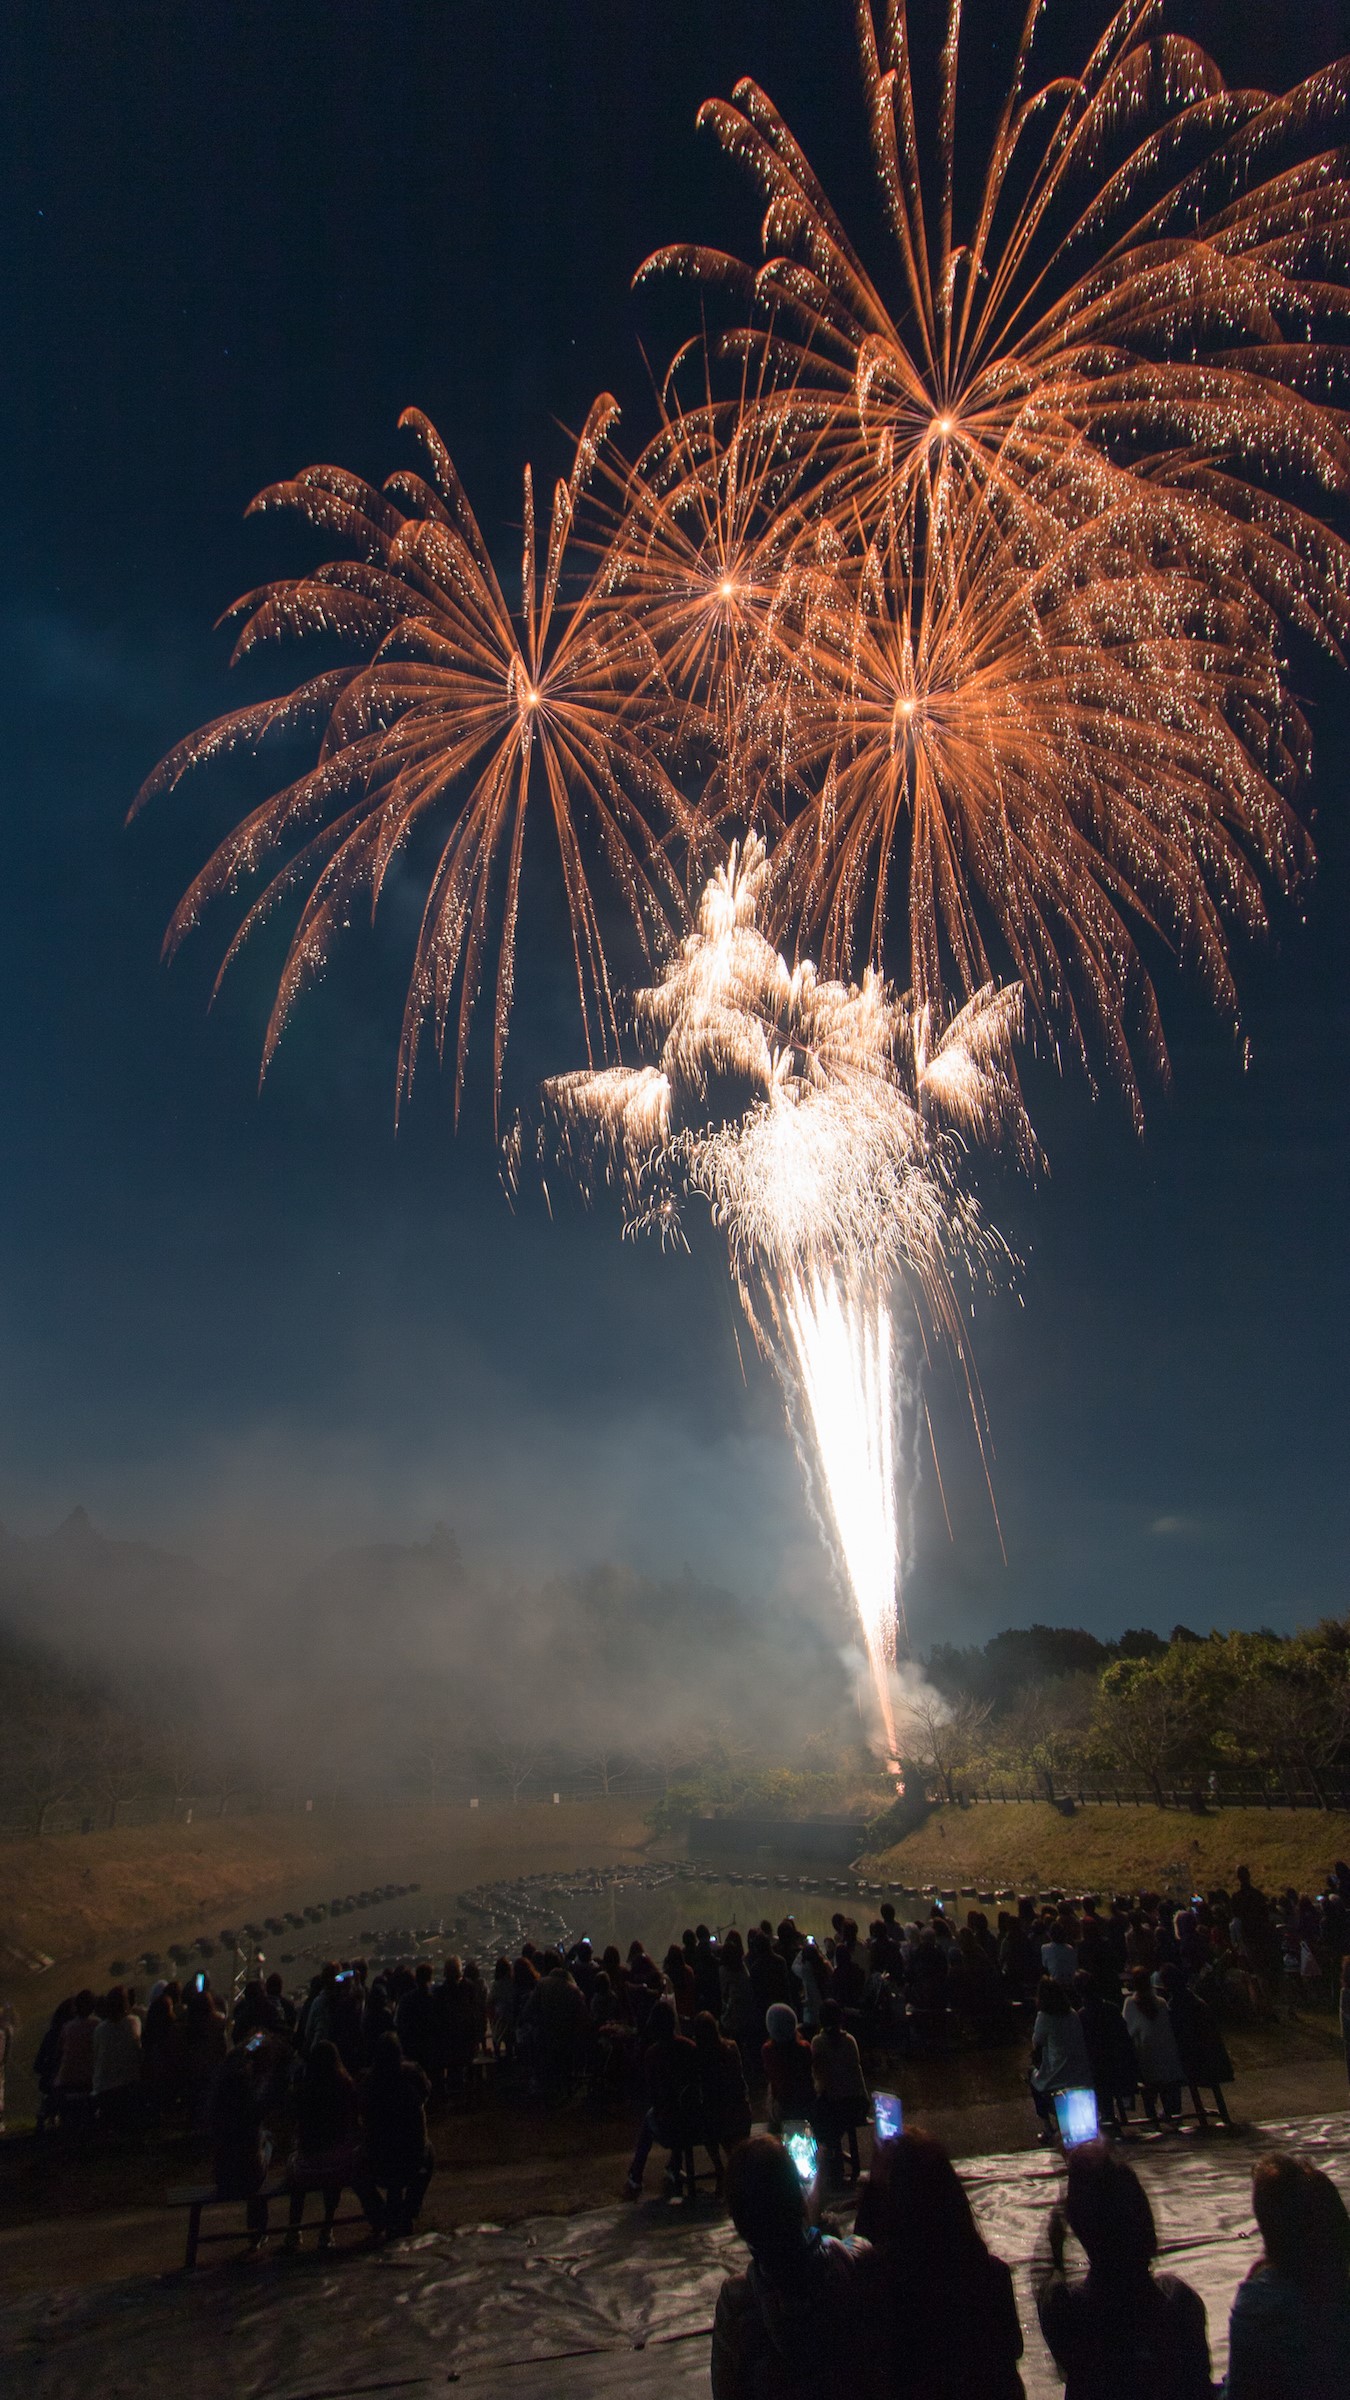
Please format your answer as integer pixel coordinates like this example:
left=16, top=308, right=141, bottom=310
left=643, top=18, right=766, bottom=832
left=166, top=2178, right=370, bottom=2269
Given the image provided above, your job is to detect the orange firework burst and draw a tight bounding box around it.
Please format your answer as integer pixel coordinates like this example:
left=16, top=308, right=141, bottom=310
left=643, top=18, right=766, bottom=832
left=587, top=344, right=825, bottom=815
left=775, top=496, right=1312, bottom=1120
left=133, top=398, right=698, bottom=1118
left=640, top=0, right=1350, bottom=1094
left=139, top=3, right=1350, bottom=1130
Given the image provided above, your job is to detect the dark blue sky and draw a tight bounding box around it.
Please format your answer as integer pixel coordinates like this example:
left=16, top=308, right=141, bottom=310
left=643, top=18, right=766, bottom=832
left=2, top=1, right=1347, bottom=1643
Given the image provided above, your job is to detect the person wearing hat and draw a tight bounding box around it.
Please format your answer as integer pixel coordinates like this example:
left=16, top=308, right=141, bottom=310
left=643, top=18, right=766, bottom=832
left=762, top=2002, right=814, bottom=2135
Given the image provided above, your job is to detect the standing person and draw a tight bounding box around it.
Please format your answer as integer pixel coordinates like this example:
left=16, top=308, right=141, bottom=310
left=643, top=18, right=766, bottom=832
left=0, top=2002, right=16, bottom=2134
left=1042, top=1918, right=1078, bottom=1987
left=54, top=1990, right=99, bottom=2132
left=286, top=2040, right=358, bottom=2250
left=623, top=1999, right=697, bottom=2202
left=747, top=1929, right=792, bottom=2024
left=209, top=2040, right=273, bottom=2249
left=1157, top=1964, right=1234, bottom=2128
left=762, top=2004, right=815, bottom=2136
left=434, top=1958, right=476, bottom=2099
left=1341, top=1956, right=1350, bottom=2093
left=998, top=1915, right=1038, bottom=2010
left=526, top=1952, right=589, bottom=2101
left=1035, top=2140, right=1211, bottom=2400
left=1232, top=1864, right=1282, bottom=2000
left=395, top=1963, right=437, bottom=2081
left=809, top=2001, right=870, bottom=2188
left=856, top=2129, right=1024, bottom=2400
left=692, top=2010, right=751, bottom=2193
left=1073, top=1973, right=1136, bottom=2135
left=183, top=1974, right=228, bottom=2128
left=663, top=1944, right=696, bottom=2025
left=718, top=1931, right=760, bottom=2077
left=1028, top=1979, right=1092, bottom=2144
left=1122, top=1969, right=1184, bottom=2128
left=791, top=1937, right=831, bottom=2031
left=34, top=1998, right=76, bottom=2132
left=489, top=1958, right=516, bottom=2061
left=360, top=1979, right=395, bottom=2065
left=357, top=2030, right=434, bottom=2241
left=710, top=2134, right=870, bottom=2400
left=692, top=1927, right=721, bottom=2017
left=1226, top=2153, right=1350, bottom=2399
left=91, top=1986, right=142, bottom=2131
left=140, top=1981, right=185, bottom=2120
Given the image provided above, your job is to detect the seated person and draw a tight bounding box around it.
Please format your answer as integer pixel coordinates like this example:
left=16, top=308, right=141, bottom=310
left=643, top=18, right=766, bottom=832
left=855, top=2128, right=1024, bottom=2400
left=711, top=2134, right=868, bottom=2400
left=1226, top=2152, right=1350, bottom=2399
left=1035, top=2139, right=1211, bottom=2400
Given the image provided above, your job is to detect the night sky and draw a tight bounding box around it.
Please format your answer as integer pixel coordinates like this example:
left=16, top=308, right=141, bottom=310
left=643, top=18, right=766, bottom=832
left=3, top=1, right=1347, bottom=1644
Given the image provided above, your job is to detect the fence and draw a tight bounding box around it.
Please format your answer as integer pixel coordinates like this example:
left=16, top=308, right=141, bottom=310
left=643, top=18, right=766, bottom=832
left=948, top=1781, right=1350, bottom=1813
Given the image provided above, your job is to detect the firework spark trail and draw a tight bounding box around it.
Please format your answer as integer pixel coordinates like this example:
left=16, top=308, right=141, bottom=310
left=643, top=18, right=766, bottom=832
left=778, top=1266, right=902, bottom=1757
left=532, top=835, right=1033, bottom=1746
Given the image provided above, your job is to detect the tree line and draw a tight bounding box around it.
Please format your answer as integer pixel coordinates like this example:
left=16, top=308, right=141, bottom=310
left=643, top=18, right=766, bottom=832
left=908, top=1619, right=1350, bottom=1810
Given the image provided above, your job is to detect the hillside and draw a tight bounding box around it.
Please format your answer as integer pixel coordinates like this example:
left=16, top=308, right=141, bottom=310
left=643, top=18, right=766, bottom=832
left=864, top=1799, right=1350, bottom=1894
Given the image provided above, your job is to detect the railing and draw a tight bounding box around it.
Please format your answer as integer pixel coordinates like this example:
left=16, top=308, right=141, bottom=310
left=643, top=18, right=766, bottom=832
left=947, top=1782, right=1350, bottom=1812
left=0, top=1767, right=680, bottom=1839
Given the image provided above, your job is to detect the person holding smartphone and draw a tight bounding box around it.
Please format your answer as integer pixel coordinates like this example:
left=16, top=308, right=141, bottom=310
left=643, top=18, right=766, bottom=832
left=710, top=2135, right=869, bottom=2400
left=1035, top=2141, right=1211, bottom=2400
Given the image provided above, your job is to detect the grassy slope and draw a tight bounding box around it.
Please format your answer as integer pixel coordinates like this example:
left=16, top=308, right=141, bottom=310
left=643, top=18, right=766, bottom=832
left=0, top=1800, right=653, bottom=1972
left=865, top=1800, right=1350, bottom=1893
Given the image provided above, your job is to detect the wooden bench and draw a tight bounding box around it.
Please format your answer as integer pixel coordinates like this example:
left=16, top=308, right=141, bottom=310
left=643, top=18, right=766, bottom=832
left=166, top=2178, right=369, bottom=2269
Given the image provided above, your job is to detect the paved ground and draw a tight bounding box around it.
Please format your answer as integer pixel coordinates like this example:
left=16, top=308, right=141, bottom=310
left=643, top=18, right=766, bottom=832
left=3, top=2109, right=1348, bottom=2400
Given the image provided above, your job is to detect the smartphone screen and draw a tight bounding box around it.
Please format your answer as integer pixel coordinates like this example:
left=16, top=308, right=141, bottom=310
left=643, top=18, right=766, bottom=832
left=872, top=2090, right=903, bottom=2143
left=1054, top=2088, right=1100, bottom=2148
left=782, top=2123, right=818, bottom=2186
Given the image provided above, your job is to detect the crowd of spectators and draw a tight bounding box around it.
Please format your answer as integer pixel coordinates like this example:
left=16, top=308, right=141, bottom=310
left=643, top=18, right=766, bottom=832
left=711, top=2130, right=1350, bottom=2400
left=17, top=1865, right=1350, bottom=2178
left=8, top=1857, right=1350, bottom=2366
left=27, top=1960, right=442, bottom=2244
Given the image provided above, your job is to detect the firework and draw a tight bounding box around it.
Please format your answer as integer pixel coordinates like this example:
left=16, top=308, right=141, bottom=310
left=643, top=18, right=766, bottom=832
left=535, top=835, right=1033, bottom=1749
left=773, top=500, right=1311, bottom=1123
left=640, top=0, right=1350, bottom=1098
left=590, top=345, right=827, bottom=815
left=135, top=4, right=1350, bottom=1706
left=132, top=400, right=700, bottom=1119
